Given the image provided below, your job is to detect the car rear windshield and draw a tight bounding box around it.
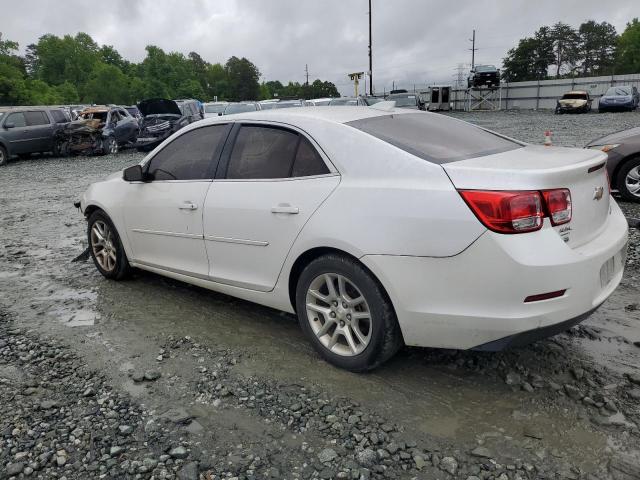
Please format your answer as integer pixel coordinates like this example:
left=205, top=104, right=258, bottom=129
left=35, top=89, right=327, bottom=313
left=346, top=113, right=522, bottom=164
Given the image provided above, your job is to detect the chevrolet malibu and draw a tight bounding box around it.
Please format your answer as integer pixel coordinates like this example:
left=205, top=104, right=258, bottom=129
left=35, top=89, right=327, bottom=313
left=77, top=107, right=628, bottom=371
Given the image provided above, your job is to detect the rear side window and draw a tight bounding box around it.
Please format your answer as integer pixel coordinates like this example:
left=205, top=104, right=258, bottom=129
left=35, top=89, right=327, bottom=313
left=148, top=125, right=229, bottom=181
left=347, top=113, right=521, bottom=164
left=292, top=137, right=330, bottom=177
left=5, top=112, right=26, bottom=127
left=24, top=111, right=50, bottom=126
left=49, top=110, right=67, bottom=123
left=227, top=126, right=299, bottom=179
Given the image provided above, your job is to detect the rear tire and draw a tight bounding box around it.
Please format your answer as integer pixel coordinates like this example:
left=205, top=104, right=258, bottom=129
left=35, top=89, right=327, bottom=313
left=295, top=254, right=403, bottom=372
left=617, top=156, right=640, bottom=203
left=87, top=210, right=131, bottom=280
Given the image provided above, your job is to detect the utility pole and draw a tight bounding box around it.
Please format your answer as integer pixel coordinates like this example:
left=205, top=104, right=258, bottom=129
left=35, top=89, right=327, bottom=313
left=305, top=64, right=309, bottom=86
left=368, top=0, right=373, bottom=95
left=469, top=29, right=477, bottom=69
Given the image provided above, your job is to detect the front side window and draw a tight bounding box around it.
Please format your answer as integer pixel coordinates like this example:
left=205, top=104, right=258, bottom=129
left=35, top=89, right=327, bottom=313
left=24, top=111, right=50, bottom=126
left=347, top=113, right=521, bottom=164
left=147, top=125, right=229, bottom=181
left=5, top=112, right=26, bottom=127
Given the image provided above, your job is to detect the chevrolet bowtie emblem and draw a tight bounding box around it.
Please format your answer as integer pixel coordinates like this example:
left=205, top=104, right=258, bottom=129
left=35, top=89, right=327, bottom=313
left=593, top=186, right=604, bottom=200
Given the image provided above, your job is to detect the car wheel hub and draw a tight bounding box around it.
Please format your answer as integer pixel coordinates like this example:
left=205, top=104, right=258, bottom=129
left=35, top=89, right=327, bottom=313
left=91, top=220, right=117, bottom=272
left=626, top=166, right=640, bottom=197
left=305, top=273, right=372, bottom=357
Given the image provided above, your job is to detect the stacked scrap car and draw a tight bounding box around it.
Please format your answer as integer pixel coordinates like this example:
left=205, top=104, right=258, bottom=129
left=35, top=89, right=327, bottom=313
left=61, top=106, right=138, bottom=156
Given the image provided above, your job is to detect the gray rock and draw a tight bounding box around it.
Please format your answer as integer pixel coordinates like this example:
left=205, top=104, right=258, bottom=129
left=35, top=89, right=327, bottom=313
left=118, top=425, right=134, bottom=435
left=564, top=384, right=582, bottom=400
left=626, top=373, right=640, bottom=386
left=413, top=455, right=427, bottom=470
left=471, top=447, right=492, bottom=458
left=357, top=448, right=378, bottom=467
left=82, top=387, right=95, bottom=397
left=177, top=461, right=199, bottom=480
left=571, top=367, right=584, bottom=380
left=505, top=372, right=521, bottom=386
left=132, top=372, right=145, bottom=382
left=440, top=456, right=458, bottom=475
left=627, top=388, right=640, bottom=401
left=318, top=448, right=338, bottom=463
left=521, top=382, right=534, bottom=393
left=6, top=462, right=25, bottom=476
left=56, top=455, right=67, bottom=466
left=169, top=446, right=189, bottom=459
left=40, top=400, right=58, bottom=409
left=110, top=446, right=125, bottom=457
left=144, top=370, right=161, bottom=381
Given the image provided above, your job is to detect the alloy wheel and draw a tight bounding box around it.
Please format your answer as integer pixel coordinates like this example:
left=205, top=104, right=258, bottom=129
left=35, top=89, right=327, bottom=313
left=90, top=220, right=117, bottom=272
left=626, top=166, right=640, bottom=198
left=305, top=273, right=372, bottom=356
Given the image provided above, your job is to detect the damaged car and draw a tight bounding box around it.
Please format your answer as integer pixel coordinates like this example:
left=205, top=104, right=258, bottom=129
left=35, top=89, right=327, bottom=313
left=136, top=98, right=199, bottom=152
left=62, top=106, right=139, bottom=156
left=555, top=91, right=592, bottom=114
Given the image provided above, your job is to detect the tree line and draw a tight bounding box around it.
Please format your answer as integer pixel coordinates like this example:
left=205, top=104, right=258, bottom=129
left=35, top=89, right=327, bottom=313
left=0, top=32, right=339, bottom=106
left=502, top=18, right=640, bottom=82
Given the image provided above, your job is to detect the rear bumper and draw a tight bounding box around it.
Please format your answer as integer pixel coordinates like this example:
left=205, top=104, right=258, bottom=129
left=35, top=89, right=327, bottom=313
left=361, top=200, right=628, bottom=350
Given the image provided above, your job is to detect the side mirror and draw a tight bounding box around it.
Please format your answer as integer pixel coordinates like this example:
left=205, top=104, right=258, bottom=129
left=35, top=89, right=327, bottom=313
left=4, top=122, right=15, bottom=129
left=123, top=164, right=146, bottom=182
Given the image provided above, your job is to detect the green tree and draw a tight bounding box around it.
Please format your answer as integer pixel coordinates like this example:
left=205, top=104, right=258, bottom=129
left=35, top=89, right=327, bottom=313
left=616, top=18, right=640, bottom=74
left=502, top=34, right=552, bottom=82
left=550, top=22, right=581, bottom=76
left=578, top=21, right=618, bottom=75
left=225, top=56, right=260, bottom=101
left=53, top=81, right=79, bottom=103
left=83, top=62, right=130, bottom=104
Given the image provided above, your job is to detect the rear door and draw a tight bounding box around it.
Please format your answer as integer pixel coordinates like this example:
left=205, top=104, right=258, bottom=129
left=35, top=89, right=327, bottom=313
left=23, top=111, right=54, bottom=152
left=203, top=123, right=339, bottom=291
left=122, top=124, right=231, bottom=276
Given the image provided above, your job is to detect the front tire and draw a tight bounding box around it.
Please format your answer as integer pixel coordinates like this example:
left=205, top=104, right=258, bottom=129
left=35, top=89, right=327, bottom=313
left=87, top=210, right=131, bottom=280
left=295, top=254, right=403, bottom=372
left=617, top=156, right=640, bottom=203
left=0, top=145, right=8, bottom=166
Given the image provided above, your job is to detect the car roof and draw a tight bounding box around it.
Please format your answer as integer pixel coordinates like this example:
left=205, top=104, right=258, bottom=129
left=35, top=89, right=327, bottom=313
left=566, top=90, right=588, bottom=95
left=81, top=106, right=111, bottom=113
left=199, top=105, right=412, bottom=125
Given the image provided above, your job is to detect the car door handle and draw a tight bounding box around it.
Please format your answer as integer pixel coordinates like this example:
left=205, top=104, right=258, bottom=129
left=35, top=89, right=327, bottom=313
left=271, top=204, right=299, bottom=214
left=178, top=201, right=198, bottom=210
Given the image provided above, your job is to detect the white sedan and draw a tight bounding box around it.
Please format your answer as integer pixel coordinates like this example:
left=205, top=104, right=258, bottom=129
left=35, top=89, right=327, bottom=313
left=78, top=106, right=628, bottom=371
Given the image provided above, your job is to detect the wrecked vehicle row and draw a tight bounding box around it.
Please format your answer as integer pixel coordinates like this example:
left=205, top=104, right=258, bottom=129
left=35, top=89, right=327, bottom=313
left=0, top=98, right=203, bottom=165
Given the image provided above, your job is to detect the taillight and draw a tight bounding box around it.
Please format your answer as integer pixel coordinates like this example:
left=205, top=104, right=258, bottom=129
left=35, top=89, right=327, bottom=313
left=542, top=189, right=572, bottom=226
left=459, top=190, right=544, bottom=234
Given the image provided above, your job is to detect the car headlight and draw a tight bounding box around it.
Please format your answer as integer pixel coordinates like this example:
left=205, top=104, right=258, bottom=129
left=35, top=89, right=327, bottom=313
left=588, top=144, right=620, bottom=153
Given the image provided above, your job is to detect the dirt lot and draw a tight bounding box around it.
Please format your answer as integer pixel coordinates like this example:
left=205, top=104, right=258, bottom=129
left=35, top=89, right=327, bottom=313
left=1, top=110, right=639, bottom=480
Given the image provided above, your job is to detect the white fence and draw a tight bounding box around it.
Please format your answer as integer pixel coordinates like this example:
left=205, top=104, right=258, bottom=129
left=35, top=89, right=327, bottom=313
left=447, top=73, right=640, bottom=111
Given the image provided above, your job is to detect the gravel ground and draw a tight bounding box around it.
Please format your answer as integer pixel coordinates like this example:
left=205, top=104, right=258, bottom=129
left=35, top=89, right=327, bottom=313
left=1, top=110, right=639, bottom=480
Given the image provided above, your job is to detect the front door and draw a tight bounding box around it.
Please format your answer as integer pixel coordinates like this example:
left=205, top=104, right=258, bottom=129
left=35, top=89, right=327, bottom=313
left=123, top=123, right=231, bottom=277
left=203, top=124, right=339, bottom=291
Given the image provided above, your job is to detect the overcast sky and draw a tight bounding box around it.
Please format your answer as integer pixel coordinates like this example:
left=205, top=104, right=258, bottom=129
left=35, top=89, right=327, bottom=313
left=2, top=0, right=637, bottom=95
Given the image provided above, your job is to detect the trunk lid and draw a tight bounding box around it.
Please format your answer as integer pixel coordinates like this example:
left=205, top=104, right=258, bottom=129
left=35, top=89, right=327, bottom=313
left=443, top=145, right=610, bottom=248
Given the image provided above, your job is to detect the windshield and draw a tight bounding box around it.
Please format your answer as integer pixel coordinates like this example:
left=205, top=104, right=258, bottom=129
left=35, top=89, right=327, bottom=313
left=329, top=98, right=358, bottom=106
left=204, top=104, right=227, bottom=114
left=390, top=95, right=418, bottom=107
left=562, top=93, right=587, bottom=100
left=224, top=104, right=257, bottom=114
left=475, top=65, right=496, bottom=72
left=605, top=87, right=631, bottom=96
left=347, top=113, right=521, bottom=164
left=312, top=100, right=331, bottom=106
left=259, top=103, right=277, bottom=110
